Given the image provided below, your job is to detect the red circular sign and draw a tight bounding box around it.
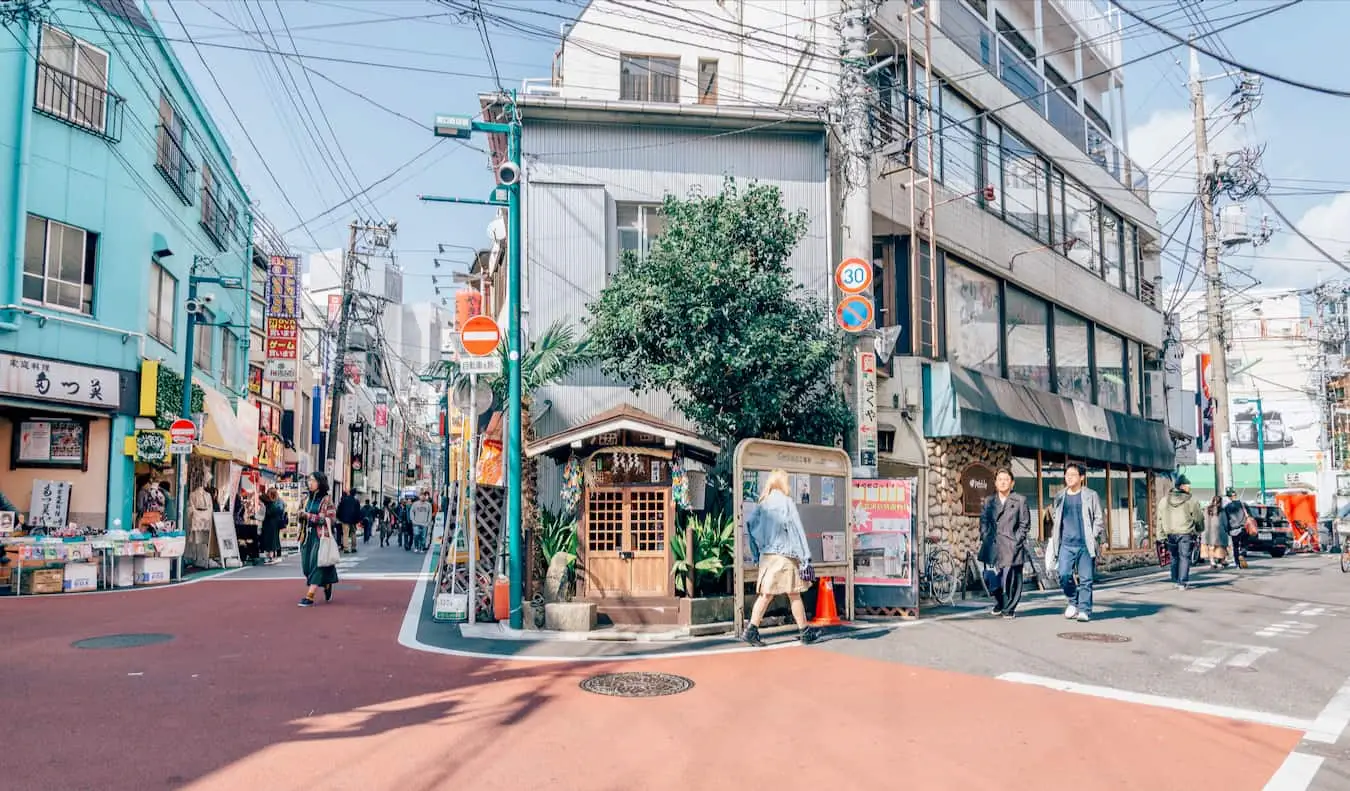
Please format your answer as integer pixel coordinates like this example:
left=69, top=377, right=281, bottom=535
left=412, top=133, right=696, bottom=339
left=834, top=257, right=872, bottom=295
left=169, top=418, right=196, bottom=444
left=460, top=314, right=502, bottom=357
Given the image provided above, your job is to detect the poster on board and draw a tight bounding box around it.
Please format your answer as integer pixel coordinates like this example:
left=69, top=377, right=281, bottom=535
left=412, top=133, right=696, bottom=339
left=850, top=478, right=917, bottom=609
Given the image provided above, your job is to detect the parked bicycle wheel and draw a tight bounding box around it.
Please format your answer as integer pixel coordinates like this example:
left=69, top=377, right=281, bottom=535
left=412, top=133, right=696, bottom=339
left=927, top=547, right=958, bottom=606
left=966, top=553, right=992, bottom=597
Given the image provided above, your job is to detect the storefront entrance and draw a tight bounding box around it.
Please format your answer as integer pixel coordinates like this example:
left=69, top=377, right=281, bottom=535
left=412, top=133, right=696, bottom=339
left=582, top=486, right=672, bottom=598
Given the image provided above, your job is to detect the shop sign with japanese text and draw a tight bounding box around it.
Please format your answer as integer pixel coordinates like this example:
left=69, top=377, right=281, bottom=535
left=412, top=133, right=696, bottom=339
left=0, top=353, right=120, bottom=409
left=263, top=256, right=300, bottom=382
left=856, top=351, right=877, bottom=467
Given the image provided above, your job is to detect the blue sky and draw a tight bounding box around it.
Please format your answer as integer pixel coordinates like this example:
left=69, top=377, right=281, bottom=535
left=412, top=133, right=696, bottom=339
left=144, top=0, right=1350, bottom=305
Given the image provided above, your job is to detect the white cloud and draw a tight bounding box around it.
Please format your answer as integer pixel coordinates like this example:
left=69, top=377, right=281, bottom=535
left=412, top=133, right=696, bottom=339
left=1246, top=193, right=1350, bottom=287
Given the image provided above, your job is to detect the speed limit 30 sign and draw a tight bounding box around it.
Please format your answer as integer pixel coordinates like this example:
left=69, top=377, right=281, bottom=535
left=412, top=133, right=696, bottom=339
left=834, top=257, right=872, bottom=295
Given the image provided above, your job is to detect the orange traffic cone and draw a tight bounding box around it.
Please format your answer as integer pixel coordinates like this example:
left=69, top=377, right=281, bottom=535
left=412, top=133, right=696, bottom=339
left=809, top=577, right=843, bottom=627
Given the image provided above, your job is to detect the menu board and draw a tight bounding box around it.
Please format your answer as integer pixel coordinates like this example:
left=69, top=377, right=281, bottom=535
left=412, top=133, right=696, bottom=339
left=29, top=480, right=72, bottom=528
left=15, top=419, right=86, bottom=467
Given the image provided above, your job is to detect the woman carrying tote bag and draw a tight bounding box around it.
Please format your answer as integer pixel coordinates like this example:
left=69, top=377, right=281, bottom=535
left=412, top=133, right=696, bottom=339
left=298, top=471, right=341, bottom=607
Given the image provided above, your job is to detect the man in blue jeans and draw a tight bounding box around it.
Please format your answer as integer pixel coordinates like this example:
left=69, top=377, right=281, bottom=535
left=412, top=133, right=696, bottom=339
left=1045, top=463, right=1104, bottom=623
left=1157, top=474, right=1204, bottom=589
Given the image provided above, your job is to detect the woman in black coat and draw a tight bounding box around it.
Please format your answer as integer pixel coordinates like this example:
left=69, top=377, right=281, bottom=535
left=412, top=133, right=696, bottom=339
left=259, top=488, right=286, bottom=564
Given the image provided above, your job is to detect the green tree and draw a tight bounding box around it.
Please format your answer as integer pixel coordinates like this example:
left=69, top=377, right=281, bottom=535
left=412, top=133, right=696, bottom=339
left=587, top=178, right=852, bottom=495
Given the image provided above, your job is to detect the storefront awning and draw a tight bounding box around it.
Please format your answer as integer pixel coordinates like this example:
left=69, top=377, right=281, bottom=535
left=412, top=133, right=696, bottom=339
left=925, top=363, right=1176, bottom=470
left=1177, top=463, right=1317, bottom=492
left=198, top=385, right=257, bottom=463
left=527, top=404, right=720, bottom=462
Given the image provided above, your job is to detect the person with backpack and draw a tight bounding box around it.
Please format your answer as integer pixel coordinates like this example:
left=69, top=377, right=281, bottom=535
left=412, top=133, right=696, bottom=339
left=1222, top=487, right=1252, bottom=569
left=1156, top=474, right=1204, bottom=589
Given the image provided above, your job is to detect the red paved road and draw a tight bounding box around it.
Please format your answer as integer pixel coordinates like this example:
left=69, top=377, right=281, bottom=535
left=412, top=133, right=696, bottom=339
left=1, top=579, right=1302, bottom=790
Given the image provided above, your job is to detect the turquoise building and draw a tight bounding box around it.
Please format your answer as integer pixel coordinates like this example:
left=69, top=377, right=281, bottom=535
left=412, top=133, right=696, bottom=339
left=0, top=1, right=252, bottom=532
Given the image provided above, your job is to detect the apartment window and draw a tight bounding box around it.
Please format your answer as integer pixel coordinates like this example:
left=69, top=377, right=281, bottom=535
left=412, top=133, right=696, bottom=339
left=872, top=238, right=890, bottom=330
left=945, top=259, right=1001, bottom=377
left=148, top=261, right=176, bottom=346
left=1002, top=130, right=1048, bottom=242
left=1129, top=341, right=1143, bottom=415
left=914, top=69, right=932, bottom=175
left=963, top=0, right=989, bottom=17
left=982, top=120, right=1003, bottom=214
left=200, top=163, right=229, bottom=251
left=1054, top=308, right=1090, bottom=401
left=1005, top=286, right=1051, bottom=391
left=23, top=214, right=96, bottom=315
left=994, top=14, right=1036, bottom=61
left=1062, top=176, right=1098, bottom=273
left=1085, top=103, right=1111, bottom=138
left=1095, top=328, right=1126, bottom=412
left=697, top=58, right=718, bottom=105
left=1044, top=63, right=1077, bottom=104
left=194, top=308, right=214, bottom=371
left=1101, top=209, right=1123, bottom=289
left=1125, top=225, right=1140, bottom=297
left=156, top=94, right=195, bottom=204
left=916, top=243, right=939, bottom=358
left=939, top=86, right=980, bottom=199
left=619, top=55, right=679, bottom=103
left=221, top=329, right=237, bottom=389
left=36, top=26, right=109, bottom=133
left=615, top=202, right=664, bottom=272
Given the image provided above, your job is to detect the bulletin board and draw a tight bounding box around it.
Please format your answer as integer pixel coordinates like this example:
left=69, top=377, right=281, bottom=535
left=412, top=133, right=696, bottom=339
left=732, top=438, right=854, bottom=634
left=851, top=478, right=919, bottom=611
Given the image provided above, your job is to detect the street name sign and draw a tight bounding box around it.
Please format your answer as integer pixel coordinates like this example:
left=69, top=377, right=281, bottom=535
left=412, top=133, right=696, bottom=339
left=460, top=356, right=502, bottom=375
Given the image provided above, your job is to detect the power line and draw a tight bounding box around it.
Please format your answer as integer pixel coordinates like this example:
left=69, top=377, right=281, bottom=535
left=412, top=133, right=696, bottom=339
left=1258, top=194, right=1350, bottom=275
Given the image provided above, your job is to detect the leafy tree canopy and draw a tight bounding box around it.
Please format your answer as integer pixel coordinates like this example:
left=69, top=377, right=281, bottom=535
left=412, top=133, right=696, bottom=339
left=587, top=178, right=851, bottom=460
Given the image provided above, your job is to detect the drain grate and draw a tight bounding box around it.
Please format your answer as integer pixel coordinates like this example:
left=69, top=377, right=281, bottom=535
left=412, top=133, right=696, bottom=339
left=579, top=672, right=694, bottom=698
left=1057, top=632, right=1131, bottom=643
left=72, top=633, right=175, bottom=650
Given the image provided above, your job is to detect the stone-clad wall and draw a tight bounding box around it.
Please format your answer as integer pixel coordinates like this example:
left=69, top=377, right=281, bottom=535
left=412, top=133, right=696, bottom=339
left=926, top=437, right=1011, bottom=564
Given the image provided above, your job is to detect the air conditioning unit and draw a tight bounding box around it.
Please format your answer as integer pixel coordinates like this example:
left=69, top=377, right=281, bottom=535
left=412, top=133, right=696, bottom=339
left=1145, top=371, right=1166, bottom=422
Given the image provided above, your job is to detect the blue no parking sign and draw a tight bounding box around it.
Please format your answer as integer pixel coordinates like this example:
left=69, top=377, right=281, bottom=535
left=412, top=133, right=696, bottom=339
left=836, top=295, right=874, bottom=333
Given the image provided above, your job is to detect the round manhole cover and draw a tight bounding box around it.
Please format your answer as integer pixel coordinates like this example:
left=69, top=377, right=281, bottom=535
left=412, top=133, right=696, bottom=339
left=72, top=633, right=175, bottom=650
left=1057, top=632, right=1130, bottom=643
left=579, top=672, right=694, bottom=698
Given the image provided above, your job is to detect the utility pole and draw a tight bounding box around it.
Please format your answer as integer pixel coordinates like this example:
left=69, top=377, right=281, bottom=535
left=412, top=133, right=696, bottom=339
left=839, top=0, right=877, bottom=477
left=1191, top=47, right=1232, bottom=492
left=324, top=221, right=360, bottom=486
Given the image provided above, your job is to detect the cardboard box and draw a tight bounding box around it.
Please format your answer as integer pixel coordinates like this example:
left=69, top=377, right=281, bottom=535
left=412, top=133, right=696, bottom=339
left=133, top=557, right=171, bottom=586
left=20, top=568, right=63, bottom=595
left=63, top=562, right=98, bottom=593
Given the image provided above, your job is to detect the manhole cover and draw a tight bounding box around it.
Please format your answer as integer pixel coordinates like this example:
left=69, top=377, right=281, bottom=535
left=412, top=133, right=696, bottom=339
left=579, top=672, right=694, bottom=698
left=72, top=633, right=175, bottom=650
left=1057, top=632, right=1130, bottom=643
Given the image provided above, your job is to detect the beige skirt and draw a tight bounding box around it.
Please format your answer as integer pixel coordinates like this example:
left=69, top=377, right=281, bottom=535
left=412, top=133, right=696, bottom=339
left=757, top=553, right=811, bottom=595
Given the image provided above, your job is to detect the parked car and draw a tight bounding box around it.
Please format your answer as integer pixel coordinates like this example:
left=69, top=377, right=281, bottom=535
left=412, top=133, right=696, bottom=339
left=1243, top=503, right=1293, bottom=558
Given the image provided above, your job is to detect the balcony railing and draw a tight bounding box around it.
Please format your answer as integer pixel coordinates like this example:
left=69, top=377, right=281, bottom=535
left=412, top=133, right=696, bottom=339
left=200, top=188, right=230, bottom=252
left=939, top=0, right=1149, bottom=205
left=155, top=123, right=197, bottom=206
left=34, top=61, right=123, bottom=141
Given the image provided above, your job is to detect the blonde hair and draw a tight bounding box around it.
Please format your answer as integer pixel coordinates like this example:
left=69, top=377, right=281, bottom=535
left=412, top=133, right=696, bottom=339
left=760, top=469, right=792, bottom=502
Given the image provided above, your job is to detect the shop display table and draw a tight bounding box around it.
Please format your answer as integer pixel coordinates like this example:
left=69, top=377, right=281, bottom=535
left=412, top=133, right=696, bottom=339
left=1, top=532, right=187, bottom=596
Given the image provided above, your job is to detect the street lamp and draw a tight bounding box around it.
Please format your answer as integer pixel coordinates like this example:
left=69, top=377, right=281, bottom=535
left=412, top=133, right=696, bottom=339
left=1234, top=396, right=1266, bottom=503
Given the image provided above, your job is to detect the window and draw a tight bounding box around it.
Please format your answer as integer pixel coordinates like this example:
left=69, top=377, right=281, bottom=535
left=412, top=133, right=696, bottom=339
left=194, top=308, right=214, bottom=371
left=1125, top=224, right=1140, bottom=297
left=1005, top=287, right=1050, bottom=391
left=994, top=14, right=1036, bottom=60
left=619, top=55, right=679, bottom=103
left=148, top=261, right=176, bottom=346
left=200, top=163, right=229, bottom=250
left=615, top=202, right=664, bottom=272
left=1044, top=63, right=1077, bottom=104
left=1129, top=341, right=1143, bottom=415
left=983, top=119, right=1004, bottom=215
left=23, top=214, right=96, bottom=315
left=1108, top=465, right=1130, bottom=549
left=1002, top=131, right=1047, bottom=242
left=1054, top=308, right=1090, bottom=401
left=1133, top=472, right=1152, bottom=548
left=872, top=238, right=890, bottom=330
left=1062, top=177, right=1097, bottom=273
left=1011, top=455, right=1040, bottom=536
left=221, top=330, right=237, bottom=388
left=156, top=94, right=194, bottom=204
left=939, top=86, right=980, bottom=199
left=1095, top=328, right=1126, bottom=411
left=945, top=259, right=1001, bottom=376
left=917, top=243, right=939, bottom=357
left=1050, top=168, right=1065, bottom=249
left=914, top=68, right=932, bottom=175
left=36, top=26, right=109, bottom=133
left=1101, top=209, right=1123, bottom=289
left=697, top=59, right=718, bottom=105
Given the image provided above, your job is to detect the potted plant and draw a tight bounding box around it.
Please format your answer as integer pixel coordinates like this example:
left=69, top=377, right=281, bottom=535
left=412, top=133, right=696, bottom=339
left=673, top=512, right=736, bottom=625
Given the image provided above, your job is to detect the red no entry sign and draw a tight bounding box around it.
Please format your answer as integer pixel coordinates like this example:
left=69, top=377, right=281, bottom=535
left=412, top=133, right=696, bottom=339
left=460, top=315, right=502, bottom=356
left=169, top=418, right=196, bottom=450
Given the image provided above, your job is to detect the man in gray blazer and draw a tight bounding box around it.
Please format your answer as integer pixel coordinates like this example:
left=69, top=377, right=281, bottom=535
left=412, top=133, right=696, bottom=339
left=1044, top=462, right=1104, bottom=623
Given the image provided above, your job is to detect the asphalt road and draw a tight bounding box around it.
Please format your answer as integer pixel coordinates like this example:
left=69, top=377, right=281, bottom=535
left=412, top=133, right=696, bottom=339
left=226, top=534, right=430, bottom=582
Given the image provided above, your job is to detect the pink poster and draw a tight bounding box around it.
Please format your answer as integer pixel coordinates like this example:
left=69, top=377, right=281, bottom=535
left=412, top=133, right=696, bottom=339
left=850, top=479, right=914, bottom=587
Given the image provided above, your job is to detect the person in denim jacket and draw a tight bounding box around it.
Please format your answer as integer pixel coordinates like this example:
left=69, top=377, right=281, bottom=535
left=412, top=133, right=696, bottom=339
left=743, top=469, right=820, bottom=647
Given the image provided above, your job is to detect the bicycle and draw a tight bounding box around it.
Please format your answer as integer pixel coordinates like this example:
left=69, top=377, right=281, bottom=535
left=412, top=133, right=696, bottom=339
left=918, top=538, right=958, bottom=606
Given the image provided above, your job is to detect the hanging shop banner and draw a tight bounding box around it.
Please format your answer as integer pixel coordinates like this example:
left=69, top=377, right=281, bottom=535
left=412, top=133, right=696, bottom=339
left=1197, top=353, right=1214, bottom=453
left=374, top=404, right=388, bottom=428
left=264, top=256, right=300, bottom=382
left=850, top=478, right=918, bottom=610
left=856, top=351, right=877, bottom=468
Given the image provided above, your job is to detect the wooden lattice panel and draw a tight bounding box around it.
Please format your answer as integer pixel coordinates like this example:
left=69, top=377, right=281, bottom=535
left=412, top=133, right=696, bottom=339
left=629, top=490, right=667, bottom=552
left=442, top=485, right=506, bottom=620
left=587, top=490, right=624, bottom=551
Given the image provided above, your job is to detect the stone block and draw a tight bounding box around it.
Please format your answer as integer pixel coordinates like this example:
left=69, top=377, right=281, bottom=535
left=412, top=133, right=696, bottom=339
left=544, top=602, right=597, bottom=633
left=678, top=595, right=735, bottom=626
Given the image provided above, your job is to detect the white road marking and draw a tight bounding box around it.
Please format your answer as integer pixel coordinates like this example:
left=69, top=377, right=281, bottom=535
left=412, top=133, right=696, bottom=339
left=1305, top=676, right=1350, bottom=744
left=1255, top=621, right=1318, bottom=639
left=1263, top=752, right=1325, bottom=791
left=997, top=673, right=1315, bottom=732
left=1282, top=603, right=1345, bottom=618
left=1169, top=641, right=1278, bottom=674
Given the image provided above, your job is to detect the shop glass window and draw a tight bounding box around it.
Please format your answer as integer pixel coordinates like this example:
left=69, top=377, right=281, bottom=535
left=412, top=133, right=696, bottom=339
left=1101, top=209, right=1124, bottom=289
left=983, top=119, right=1003, bottom=215
left=24, top=214, right=98, bottom=315
left=1002, top=130, right=1046, bottom=242
left=1134, top=472, right=1152, bottom=548
left=1062, top=177, right=1098, bottom=273
left=1108, top=465, right=1130, bottom=549
left=1011, top=456, right=1041, bottom=539
left=1095, top=328, right=1126, bottom=412
left=1040, top=455, right=1065, bottom=542
left=1053, top=308, right=1090, bottom=401
left=1004, top=286, right=1051, bottom=391
left=945, top=259, right=1001, bottom=376
left=939, top=85, right=980, bottom=200
left=148, top=261, right=176, bottom=346
left=1086, top=464, right=1108, bottom=540
left=615, top=202, right=664, bottom=273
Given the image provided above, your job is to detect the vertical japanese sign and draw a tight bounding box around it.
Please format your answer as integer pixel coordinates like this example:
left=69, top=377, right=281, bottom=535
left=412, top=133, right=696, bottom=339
left=856, top=351, right=878, bottom=467
left=850, top=478, right=917, bottom=609
left=264, top=256, right=300, bottom=382
left=1197, top=353, right=1214, bottom=453
left=374, top=404, right=388, bottom=428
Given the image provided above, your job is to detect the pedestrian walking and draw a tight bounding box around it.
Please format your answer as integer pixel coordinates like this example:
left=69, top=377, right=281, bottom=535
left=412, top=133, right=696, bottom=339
left=1045, top=462, right=1103, bottom=623
left=741, top=469, right=820, bottom=647
left=1157, top=474, right=1204, bottom=589
left=260, top=487, right=285, bottom=564
left=1201, top=494, right=1231, bottom=569
left=298, top=471, right=340, bottom=607
left=977, top=467, right=1031, bottom=619
left=379, top=498, right=395, bottom=547
left=337, top=488, right=361, bottom=554
left=409, top=491, right=434, bottom=552
left=1222, top=487, right=1251, bottom=569
left=361, top=499, right=375, bottom=544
